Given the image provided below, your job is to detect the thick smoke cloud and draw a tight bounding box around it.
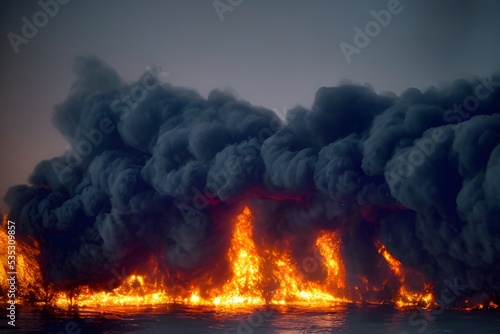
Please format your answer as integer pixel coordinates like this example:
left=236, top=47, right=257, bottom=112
left=5, top=57, right=500, bottom=302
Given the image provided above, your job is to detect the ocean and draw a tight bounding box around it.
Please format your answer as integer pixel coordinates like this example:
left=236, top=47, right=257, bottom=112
left=3, top=304, right=500, bottom=334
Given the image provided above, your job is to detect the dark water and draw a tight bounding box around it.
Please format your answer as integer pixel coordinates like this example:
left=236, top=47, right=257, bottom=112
left=3, top=304, right=500, bottom=334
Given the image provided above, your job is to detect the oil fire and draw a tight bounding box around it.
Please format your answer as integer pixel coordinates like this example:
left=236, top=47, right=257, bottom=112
left=0, top=214, right=46, bottom=304
left=1, top=209, right=497, bottom=311
left=54, top=206, right=349, bottom=308
left=376, top=242, right=434, bottom=308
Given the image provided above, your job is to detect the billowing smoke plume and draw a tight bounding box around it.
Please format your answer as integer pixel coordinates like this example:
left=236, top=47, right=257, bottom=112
left=5, top=57, right=500, bottom=302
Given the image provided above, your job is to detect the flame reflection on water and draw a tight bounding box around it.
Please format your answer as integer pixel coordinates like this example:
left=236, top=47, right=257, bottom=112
left=11, top=304, right=500, bottom=334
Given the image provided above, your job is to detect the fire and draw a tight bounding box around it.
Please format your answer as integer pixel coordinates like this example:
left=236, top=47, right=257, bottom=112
left=316, top=230, right=346, bottom=290
left=0, top=215, right=45, bottom=304
left=215, top=206, right=265, bottom=306
left=3, top=208, right=497, bottom=311
left=56, top=275, right=172, bottom=308
left=376, top=242, right=434, bottom=308
left=377, top=243, right=403, bottom=277
left=267, top=230, right=348, bottom=305
left=54, top=207, right=350, bottom=308
left=214, top=207, right=349, bottom=306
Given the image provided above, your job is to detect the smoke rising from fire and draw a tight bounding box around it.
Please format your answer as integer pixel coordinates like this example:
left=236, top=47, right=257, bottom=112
left=4, top=57, right=500, bottom=302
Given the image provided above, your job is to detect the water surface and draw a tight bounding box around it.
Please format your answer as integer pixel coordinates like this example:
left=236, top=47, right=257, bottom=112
left=4, top=304, right=500, bottom=334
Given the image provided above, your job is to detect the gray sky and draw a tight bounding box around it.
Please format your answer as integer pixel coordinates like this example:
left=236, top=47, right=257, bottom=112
left=1, top=0, right=500, bottom=212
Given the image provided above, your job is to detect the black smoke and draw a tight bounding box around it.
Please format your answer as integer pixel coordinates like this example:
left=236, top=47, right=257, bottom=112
left=5, top=57, right=500, bottom=303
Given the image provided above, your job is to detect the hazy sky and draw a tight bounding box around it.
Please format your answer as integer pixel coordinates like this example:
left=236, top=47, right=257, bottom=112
left=1, top=0, right=500, bottom=212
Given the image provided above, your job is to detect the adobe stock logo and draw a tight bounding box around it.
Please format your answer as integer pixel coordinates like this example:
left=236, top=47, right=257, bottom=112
left=443, top=75, right=500, bottom=123
left=386, top=128, right=447, bottom=193
left=51, top=64, right=169, bottom=183
left=7, top=0, right=71, bottom=54
left=213, top=0, right=243, bottom=22
left=339, top=0, right=406, bottom=64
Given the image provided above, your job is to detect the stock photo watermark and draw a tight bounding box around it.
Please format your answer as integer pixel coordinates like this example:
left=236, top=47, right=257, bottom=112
left=46, top=266, right=129, bottom=334
left=5, top=219, right=17, bottom=327
left=213, top=0, right=243, bottom=22
left=272, top=105, right=288, bottom=120
left=177, top=115, right=282, bottom=223
left=224, top=307, right=275, bottom=334
left=47, top=320, right=81, bottom=334
left=110, top=65, right=170, bottom=118
left=443, top=75, right=500, bottom=123
left=386, top=127, right=447, bottom=192
left=51, top=65, right=169, bottom=183
left=339, top=0, right=409, bottom=64
left=386, top=74, right=500, bottom=196
left=400, top=277, right=468, bottom=334
left=7, top=0, right=71, bottom=54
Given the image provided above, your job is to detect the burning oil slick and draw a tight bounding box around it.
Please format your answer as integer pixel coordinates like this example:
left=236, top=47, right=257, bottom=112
left=2, top=57, right=500, bottom=310
left=1, top=207, right=433, bottom=309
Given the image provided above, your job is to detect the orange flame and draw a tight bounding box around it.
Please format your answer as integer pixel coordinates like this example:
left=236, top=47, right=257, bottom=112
left=376, top=242, right=434, bottom=308
left=55, top=206, right=350, bottom=308
left=5, top=208, right=498, bottom=310
left=1, top=215, right=45, bottom=304
left=266, top=229, right=349, bottom=305
left=214, top=206, right=264, bottom=306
